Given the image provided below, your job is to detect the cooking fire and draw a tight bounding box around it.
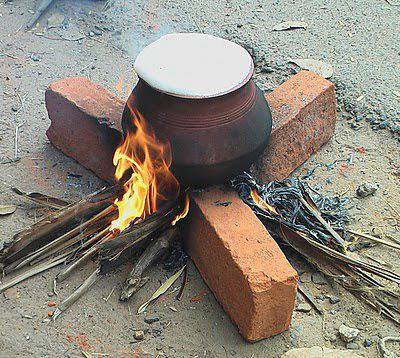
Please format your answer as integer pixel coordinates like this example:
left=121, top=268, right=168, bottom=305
left=1, top=32, right=399, bottom=349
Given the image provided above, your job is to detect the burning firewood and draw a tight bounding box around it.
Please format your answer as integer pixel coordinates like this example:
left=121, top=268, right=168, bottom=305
left=0, top=104, right=189, bottom=318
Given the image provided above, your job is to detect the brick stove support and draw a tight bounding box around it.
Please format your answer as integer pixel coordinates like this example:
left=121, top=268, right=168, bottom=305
left=184, top=186, right=298, bottom=342
left=44, top=71, right=337, bottom=341
left=45, top=77, right=124, bottom=182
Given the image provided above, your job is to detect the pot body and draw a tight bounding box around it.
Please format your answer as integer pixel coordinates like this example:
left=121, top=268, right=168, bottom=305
left=122, top=79, right=272, bottom=186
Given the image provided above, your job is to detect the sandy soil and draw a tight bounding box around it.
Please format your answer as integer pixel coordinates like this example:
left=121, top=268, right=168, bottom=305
left=0, top=0, right=399, bottom=357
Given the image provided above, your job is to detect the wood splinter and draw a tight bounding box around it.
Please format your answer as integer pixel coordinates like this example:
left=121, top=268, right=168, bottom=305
left=120, top=227, right=177, bottom=301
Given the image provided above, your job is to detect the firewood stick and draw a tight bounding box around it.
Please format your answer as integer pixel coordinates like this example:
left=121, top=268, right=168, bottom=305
left=53, top=268, right=100, bottom=320
left=28, top=224, right=104, bottom=267
left=120, top=227, right=177, bottom=301
left=12, top=187, right=70, bottom=209
left=56, top=231, right=114, bottom=283
left=0, top=254, right=67, bottom=293
left=1, top=186, right=120, bottom=265
left=8, top=205, right=116, bottom=272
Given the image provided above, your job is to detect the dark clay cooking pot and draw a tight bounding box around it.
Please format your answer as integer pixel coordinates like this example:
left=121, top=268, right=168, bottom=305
left=121, top=78, right=272, bottom=186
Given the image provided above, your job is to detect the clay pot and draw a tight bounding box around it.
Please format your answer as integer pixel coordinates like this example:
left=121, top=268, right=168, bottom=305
left=122, top=78, right=272, bottom=186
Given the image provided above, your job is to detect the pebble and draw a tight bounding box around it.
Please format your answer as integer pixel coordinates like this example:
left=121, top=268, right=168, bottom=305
left=30, top=53, right=41, bottom=62
left=260, top=65, right=275, bottom=73
left=329, top=295, right=340, bottom=304
left=92, top=28, right=102, bottom=36
left=363, top=339, right=372, bottom=347
left=296, top=303, right=312, bottom=313
left=339, top=324, right=360, bottom=343
left=133, top=330, right=145, bottom=341
left=356, top=182, right=377, bottom=198
left=378, top=120, right=389, bottom=129
left=391, top=124, right=400, bottom=134
left=312, top=272, right=328, bottom=285
left=299, top=272, right=312, bottom=283
left=327, top=333, right=337, bottom=342
left=346, top=342, right=359, bottom=350
left=144, top=316, right=159, bottom=324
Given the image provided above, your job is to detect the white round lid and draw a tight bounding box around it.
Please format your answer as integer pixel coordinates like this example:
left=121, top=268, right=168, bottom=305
left=134, top=33, right=254, bottom=99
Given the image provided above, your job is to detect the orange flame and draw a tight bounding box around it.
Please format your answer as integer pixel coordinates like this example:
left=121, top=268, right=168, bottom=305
left=250, top=189, right=278, bottom=215
left=110, top=105, right=179, bottom=233
left=172, top=192, right=190, bottom=226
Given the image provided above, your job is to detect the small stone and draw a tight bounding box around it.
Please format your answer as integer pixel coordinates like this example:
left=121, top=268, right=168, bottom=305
left=3, top=288, right=19, bottom=300
left=363, top=339, right=372, bottom=347
left=355, top=114, right=363, bottom=122
left=356, top=182, right=377, bottom=198
left=133, top=330, right=145, bottom=341
left=151, top=328, right=162, bottom=337
left=144, top=316, right=159, bottom=324
left=391, top=125, right=400, bottom=134
left=329, top=295, right=340, bottom=304
left=312, top=272, right=327, bottom=285
left=47, top=300, right=56, bottom=307
left=346, top=342, right=359, bottom=350
left=296, top=303, right=312, bottom=312
left=11, top=104, right=19, bottom=112
left=260, top=65, right=275, bottom=73
left=378, top=120, right=389, bottom=129
left=30, top=53, right=41, bottom=62
left=339, top=324, right=360, bottom=343
left=92, top=28, right=102, bottom=36
left=327, top=333, right=337, bottom=342
left=299, top=272, right=312, bottom=283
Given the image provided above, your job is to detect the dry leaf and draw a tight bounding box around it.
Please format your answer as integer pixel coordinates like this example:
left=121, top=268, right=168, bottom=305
left=0, top=205, right=17, bottom=216
left=273, top=21, right=308, bottom=31
left=137, top=265, right=186, bottom=314
left=289, top=58, right=334, bottom=78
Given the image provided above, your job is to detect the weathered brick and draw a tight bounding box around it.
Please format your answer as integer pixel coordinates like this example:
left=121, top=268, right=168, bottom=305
left=183, top=186, right=298, bottom=342
left=45, top=71, right=335, bottom=184
left=254, top=70, right=336, bottom=181
left=45, top=77, right=124, bottom=182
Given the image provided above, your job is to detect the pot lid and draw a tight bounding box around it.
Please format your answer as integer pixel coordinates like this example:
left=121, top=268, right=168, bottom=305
left=134, top=33, right=254, bottom=99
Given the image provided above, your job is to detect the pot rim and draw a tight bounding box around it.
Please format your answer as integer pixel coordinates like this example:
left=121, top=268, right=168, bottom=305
left=136, top=62, right=254, bottom=100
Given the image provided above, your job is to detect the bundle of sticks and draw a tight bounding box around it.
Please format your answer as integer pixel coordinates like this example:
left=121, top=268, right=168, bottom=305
left=0, top=185, right=188, bottom=318
left=233, top=173, right=400, bottom=325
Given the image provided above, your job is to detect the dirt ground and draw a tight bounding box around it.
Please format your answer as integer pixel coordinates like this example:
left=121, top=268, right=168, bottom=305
left=0, top=0, right=399, bottom=357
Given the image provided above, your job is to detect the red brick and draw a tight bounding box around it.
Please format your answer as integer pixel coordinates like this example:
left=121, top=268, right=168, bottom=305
left=254, top=70, right=336, bottom=181
left=183, top=186, right=298, bottom=342
left=45, top=77, right=124, bottom=182
left=45, top=71, right=335, bottom=183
